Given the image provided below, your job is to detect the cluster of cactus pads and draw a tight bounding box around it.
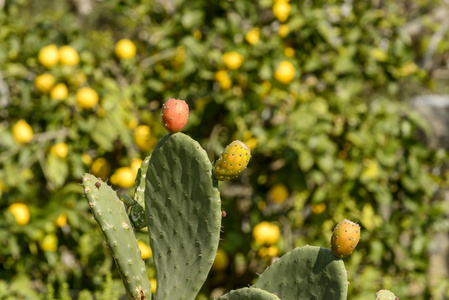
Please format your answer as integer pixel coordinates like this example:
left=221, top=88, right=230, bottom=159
left=82, top=99, right=397, bottom=300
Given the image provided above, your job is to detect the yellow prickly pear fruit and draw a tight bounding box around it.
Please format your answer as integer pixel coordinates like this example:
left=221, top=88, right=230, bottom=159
left=331, top=219, right=361, bottom=258
left=213, top=140, right=251, bottom=181
left=375, top=289, right=399, bottom=300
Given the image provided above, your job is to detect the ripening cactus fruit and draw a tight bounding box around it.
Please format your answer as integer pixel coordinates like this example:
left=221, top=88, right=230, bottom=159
left=375, top=289, right=399, bottom=300
left=161, top=98, right=189, bottom=133
left=213, top=140, right=251, bottom=181
left=331, top=219, right=361, bottom=258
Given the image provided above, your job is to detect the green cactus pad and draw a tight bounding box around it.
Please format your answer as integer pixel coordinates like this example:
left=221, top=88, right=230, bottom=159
left=126, top=156, right=150, bottom=229
left=82, top=174, right=152, bottom=300
left=375, top=289, right=398, bottom=300
left=145, top=133, right=222, bottom=300
left=218, top=288, right=281, bottom=300
left=134, top=156, right=150, bottom=206
left=253, top=245, right=348, bottom=300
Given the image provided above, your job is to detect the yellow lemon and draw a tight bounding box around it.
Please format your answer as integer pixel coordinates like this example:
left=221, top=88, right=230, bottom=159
left=173, top=46, right=186, bottom=65
left=131, top=158, right=143, bottom=175
left=8, top=203, right=30, bottom=225
left=212, top=248, right=229, bottom=271
left=76, top=87, right=99, bottom=109
left=361, top=159, right=380, bottom=180
left=35, top=73, right=55, bottom=93
left=138, top=241, right=153, bottom=259
left=244, top=138, right=257, bottom=151
left=398, top=61, right=418, bottom=77
left=245, top=28, right=260, bottom=45
left=41, top=234, right=58, bottom=252
left=214, top=70, right=232, bottom=90
left=268, top=183, right=289, bottom=204
left=50, top=83, right=68, bottom=100
left=110, top=167, right=135, bottom=188
left=253, top=222, right=280, bottom=245
left=126, top=117, right=139, bottom=130
left=150, top=279, right=157, bottom=294
left=273, top=1, right=291, bottom=22
left=370, top=48, right=388, bottom=62
left=258, top=245, right=279, bottom=258
left=278, top=24, right=289, bottom=37
left=193, top=29, right=202, bottom=40
left=38, top=44, right=59, bottom=67
left=284, top=47, right=295, bottom=58
left=115, top=39, right=136, bottom=59
left=274, top=61, right=295, bottom=84
left=91, top=157, right=111, bottom=180
left=59, top=45, right=79, bottom=66
left=50, top=142, right=69, bottom=159
left=82, top=153, right=93, bottom=166
left=55, top=213, right=68, bottom=227
left=311, top=203, right=326, bottom=214
left=222, top=52, right=244, bottom=70
left=12, top=120, right=33, bottom=144
left=134, top=125, right=153, bottom=151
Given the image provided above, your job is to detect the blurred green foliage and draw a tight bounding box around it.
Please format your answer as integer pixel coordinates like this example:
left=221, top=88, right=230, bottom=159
left=1, top=0, right=449, bottom=299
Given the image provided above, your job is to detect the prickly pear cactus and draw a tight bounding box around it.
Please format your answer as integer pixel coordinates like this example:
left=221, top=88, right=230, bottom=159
left=218, top=288, right=281, bottom=300
left=252, top=245, right=348, bottom=300
left=375, top=289, right=399, bottom=300
left=145, top=133, right=222, bottom=300
left=82, top=174, right=152, bottom=300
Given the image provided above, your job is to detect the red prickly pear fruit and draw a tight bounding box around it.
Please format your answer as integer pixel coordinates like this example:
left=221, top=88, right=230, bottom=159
left=213, top=140, right=251, bottom=181
left=330, top=219, right=360, bottom=258
left=161, top=98, right=189, bottom=133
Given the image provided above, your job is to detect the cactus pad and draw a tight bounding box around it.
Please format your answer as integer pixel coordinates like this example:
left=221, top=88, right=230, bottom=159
left=82, top=174, right=152, bottom=300
left=145, top=133, right=222, bottom=300
left=218, top=288, right=281, bottom=300
left=252, top=245, right=348, bottom=300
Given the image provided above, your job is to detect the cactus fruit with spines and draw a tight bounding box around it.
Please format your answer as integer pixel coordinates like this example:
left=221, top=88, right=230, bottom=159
left=161, top=98, right=189, bottom=133
left=375, top=289, right=399, bottom=300
left=331, top=219, right=361, bottom=258
left=213, top=140, right=251, bottom=181
left=252, top=245, right=348, bottom=300
left=82, top=98, right=374, bottom=300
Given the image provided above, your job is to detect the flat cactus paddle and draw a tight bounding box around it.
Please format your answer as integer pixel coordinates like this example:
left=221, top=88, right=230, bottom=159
left=82, top=174, right=152, bottom=300
left=218, top=288, right=281, bottom=300
left=253, top=245, right=348, bottom=300
left=145, top=133, right=221, bottom=300
left=129, top=156, right=150, bottom=229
